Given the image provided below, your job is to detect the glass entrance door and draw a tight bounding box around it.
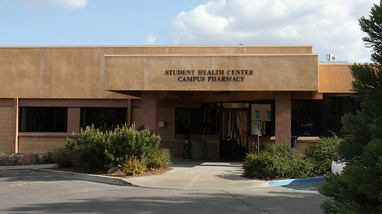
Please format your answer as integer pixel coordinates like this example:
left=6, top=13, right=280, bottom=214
left=220, top=108, right=249, bottom=160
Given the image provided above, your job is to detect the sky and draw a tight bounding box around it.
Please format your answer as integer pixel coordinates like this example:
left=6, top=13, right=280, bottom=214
left=0, top=0, right=379, bottom=62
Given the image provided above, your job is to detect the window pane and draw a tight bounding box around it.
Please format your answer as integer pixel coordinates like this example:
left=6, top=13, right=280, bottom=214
left=176, top=106, right=216, bottom=135
left=292, top=100, right=322, bottom=136
left=20, top=107, right=67, bottom=132
left=175, top=109, right=191, bottom=134
left=190, top=109, right=202, bottom=134
left=255, top=111, right=260, bottom=119
left=203, top=103, right=218, bottom=134
left=80, top=107, right=127, bottom=130
left=324, top=95, right=359, bottom=136
left=266, top=111, right=271, bottom=120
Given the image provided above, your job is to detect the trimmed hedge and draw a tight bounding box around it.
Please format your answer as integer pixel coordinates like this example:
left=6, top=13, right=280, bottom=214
left=243, top=144, right=314, bottom=180
left=243, top=136, right=340, bottom=180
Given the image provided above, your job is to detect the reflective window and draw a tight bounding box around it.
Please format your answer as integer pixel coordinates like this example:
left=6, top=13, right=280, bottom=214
left=292, top=100, right=322, bottom=136
left=20, top=107, right=67, bottom=132
left=80, top=107, right=127, bottom=130
left=323, top=94, right=359, bottom=136
left=175, top=108, right=202, bottom=135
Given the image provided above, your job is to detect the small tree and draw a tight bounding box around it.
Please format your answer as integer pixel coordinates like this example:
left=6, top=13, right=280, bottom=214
left=319, top=2, right=382, bottom=213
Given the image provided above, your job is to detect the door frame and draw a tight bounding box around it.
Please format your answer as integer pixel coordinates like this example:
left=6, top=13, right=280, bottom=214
left=219, top=103, right=250, bottom=160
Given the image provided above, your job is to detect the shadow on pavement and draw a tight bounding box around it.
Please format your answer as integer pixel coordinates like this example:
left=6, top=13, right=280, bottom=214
left=3, top=189, right=326, bottom=214
left=0, top=169, right=76, bottom=183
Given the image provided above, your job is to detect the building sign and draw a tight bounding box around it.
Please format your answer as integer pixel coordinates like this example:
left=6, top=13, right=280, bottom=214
left=105, top=54, right=318, bottom=91
left=164, top=69, right=254, bottom=82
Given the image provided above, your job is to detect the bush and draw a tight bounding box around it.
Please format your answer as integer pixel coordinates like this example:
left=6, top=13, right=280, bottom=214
left=122, top=156, right=147, bottom=176
left=66, top=126, right=110, bottom=172
left=147, top=148, right=172, bottom=169
left=305, top=136, right=341, bottom=175
left=243, top=144, right=314, bottom=180
left=52, top=148, right=77, bottom=168
left=41, top=151, right=54, bottom=164
left=66, top=124, right=161, bottom=173
left=105, top=124, right=161, bottom=166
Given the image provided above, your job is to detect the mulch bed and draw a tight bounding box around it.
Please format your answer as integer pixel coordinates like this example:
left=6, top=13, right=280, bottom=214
left=50, top=166, right=172, bottom=178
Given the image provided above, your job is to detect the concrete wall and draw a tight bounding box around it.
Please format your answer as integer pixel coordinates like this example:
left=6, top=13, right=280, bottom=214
left=319, top=63, right=353, bottom=93
left=0, top=46, right=353, bottom=99
left=0, top=47, right=131, bottom=99
left=105, top=55, right=319, bottom=91
left=0, top=46, right=356, bottom=156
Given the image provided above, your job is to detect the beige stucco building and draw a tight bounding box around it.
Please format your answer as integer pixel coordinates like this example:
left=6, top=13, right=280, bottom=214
left=0, top=45, right=356, bottom=159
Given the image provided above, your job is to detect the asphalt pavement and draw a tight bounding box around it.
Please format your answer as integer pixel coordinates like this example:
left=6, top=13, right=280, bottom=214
left=0, top=158, right=324, bottom=190
left=0, top=166, right=327, bottom=214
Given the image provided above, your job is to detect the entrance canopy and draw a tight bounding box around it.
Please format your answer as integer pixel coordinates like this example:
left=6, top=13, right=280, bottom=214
left=105, top=54, right=318, bottom=92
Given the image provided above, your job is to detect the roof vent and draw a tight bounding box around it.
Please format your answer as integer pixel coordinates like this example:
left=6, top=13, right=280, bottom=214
left=326, top=54, right=337, bottom=61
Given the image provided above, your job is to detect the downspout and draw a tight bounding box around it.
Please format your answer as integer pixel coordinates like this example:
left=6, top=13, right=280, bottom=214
left=15, top=97, right=19, bottom=154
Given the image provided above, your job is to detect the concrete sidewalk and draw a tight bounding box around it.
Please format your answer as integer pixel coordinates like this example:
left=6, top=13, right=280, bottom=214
left=0, top=159, right=323, bottom=190
left=124, top=159, right=269, bottom=190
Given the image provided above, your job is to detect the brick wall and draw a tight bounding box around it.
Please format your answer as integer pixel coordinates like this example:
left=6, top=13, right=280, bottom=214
left=157, top=107, right=181, bottom=155
left=159, top=140, right=184, bottom=156
left=275, top=92, right=291, bottom=144
left=132, top=107, right=142, bottom=127
left=18, top=136, right=67, bottom=154
left=157, top=108, right=175, bottom=140
left=0, top=107, right=15, bottom=153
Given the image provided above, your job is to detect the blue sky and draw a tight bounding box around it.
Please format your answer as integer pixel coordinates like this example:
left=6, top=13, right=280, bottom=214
left=0, top=0, right=379, bottom=62
left=0, top=0, right=208, bottom=45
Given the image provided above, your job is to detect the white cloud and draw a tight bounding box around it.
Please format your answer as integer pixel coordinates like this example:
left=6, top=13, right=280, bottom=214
left=146, top=34, right=157, bottom=45
left=171, top=0, right=379, bottom=62
left=19, top=0, right=87, bottom=9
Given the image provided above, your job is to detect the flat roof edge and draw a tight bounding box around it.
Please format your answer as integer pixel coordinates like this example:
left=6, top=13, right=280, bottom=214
left=0, top=45, right=314, bottom=49
left=105, top=54, right=319, bottom=57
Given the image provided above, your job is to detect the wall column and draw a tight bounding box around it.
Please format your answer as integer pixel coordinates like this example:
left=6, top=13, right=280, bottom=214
left=275, top=92, right=291, bottom=145
left=141, top=92, right=159, bottom=133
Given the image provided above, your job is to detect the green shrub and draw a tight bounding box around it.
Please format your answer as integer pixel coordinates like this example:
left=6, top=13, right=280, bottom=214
left=305, top=136, right=341, bottom=175
left=41, top=151, right=54, bottom=164
left=52, top=148, right=77, bottom=168
left=243, top=144, right=314, bottom=180
left=122, top=156, right=147, bottom=176
left=105, top=124, right=161, bottom=166
left=66, top=126, right=110, bottom=172
left=66, top=124, right=161, bottom=173
left=242, top=153, right=260, bottom=177
left=147, top=148, right=172, bottom=169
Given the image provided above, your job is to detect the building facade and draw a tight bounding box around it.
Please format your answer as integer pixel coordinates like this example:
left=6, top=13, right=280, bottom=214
left=0, top=45, right=357, bottom=159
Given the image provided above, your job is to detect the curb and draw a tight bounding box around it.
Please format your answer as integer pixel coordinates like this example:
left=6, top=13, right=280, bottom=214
left=29, top=168, right=134, bottom=186
left=268, top=176, right=325, bottom=187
